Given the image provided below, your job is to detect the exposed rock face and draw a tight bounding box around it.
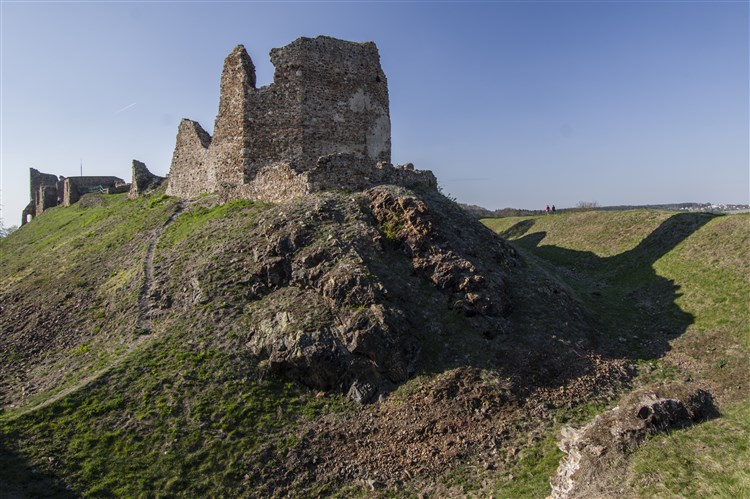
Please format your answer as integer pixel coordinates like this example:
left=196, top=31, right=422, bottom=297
left=166, top=36, right=434, bottom=203
left=155, top=186, right=519, bottom=403
left=368, top=186, right=510, bottom=318
left=128, top=160, right=164, bottom=199
left=549, top=383, right=719, bottom=498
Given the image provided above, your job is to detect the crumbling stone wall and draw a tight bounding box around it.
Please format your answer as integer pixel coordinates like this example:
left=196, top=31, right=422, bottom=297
left=35, top=185, right=59, bottom=217
left=129, top=160, right=164, bottom=199
left=212, top=45, right=254, bottom=190
left=62, top=176, right=125, bottom=206
left=22, top=168, right=60, bottom=225
left=22, top=167, right=127, bottom=225
left=165, top=120, right=213, bottom=198
left=243, top=36, right=390, bottom=177
left=166, top=35, right=434, bottom=203
left=307, top=155, right=436, bottom=193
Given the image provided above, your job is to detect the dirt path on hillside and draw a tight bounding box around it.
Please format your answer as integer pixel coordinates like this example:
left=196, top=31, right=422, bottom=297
left=136, top=201, right=184, bottom=333
left=9, top=202, right=185, bottom=417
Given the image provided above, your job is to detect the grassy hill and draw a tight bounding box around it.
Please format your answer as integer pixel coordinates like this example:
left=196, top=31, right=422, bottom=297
left=0, top=194, right=747, bottom=497
left=483, top=210, right=750, bottom=496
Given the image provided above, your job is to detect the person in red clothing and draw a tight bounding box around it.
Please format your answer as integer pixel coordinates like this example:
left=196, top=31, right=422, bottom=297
left=545, top=205, right=550, bottom=215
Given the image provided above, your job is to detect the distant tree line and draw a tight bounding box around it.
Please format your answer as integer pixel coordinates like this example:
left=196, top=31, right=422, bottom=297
left=0, top=219, right=19, bottom=238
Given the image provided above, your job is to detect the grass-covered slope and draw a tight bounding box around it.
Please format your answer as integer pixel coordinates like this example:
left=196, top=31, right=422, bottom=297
left=1, top=188, right=629, bottom=497
left=1, top=192, right=350, bottom=496
left=3, top=195, right=744, bottom=497
left=483, top=210, right=750, bottom=497
left=0, top=193, right=180, bottom=411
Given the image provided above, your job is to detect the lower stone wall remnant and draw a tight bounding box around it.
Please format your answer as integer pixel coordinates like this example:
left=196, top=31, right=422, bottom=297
left=129, top=160, right=164, bottom=199
left=166, top=119, right=213, bottom=198
left=63, top=177, right=126, bottom=206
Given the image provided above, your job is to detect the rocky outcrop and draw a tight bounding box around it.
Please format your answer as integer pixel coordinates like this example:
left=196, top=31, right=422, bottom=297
left=154, top=186, right=520, bottom=403
left=236, top=195, right=420, bottom=401
left=549, top=383, right=719, bottom=498
left=129, top=160, right=164, bottom=199
left=367, top=186, right=511, bottom=318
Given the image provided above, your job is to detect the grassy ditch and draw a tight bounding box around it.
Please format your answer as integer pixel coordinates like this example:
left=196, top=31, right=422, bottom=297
left=483, top=210, right=750, bottom=494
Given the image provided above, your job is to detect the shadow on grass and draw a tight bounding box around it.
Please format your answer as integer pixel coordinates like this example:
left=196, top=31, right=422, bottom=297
left=0, top=438, right=74, bottom=498
left=506, top=212, right=718, bottom=365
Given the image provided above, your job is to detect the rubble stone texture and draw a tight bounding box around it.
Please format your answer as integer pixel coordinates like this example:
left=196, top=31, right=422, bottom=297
left=166, top=36, right=435, bottom=202
left=549, top=383, right=719, bottom=499
left=129, top=160, right=165, bottom=199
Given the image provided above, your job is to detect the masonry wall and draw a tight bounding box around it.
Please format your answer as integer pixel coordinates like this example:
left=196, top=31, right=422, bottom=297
left=244, top=36, right=390, bottom=178
left=166, top=120, right=213, bottom=198
left=63, top=176, right=125, bottom=206
left=23, top=168, right=60, bottom=224
left=167, top=36, right=400, bottom=201
left=212, top=46, right=255, bottom=190
left=129, top=160, right=164, bottom=199
left=291, top=37, right=390, bottom=169
left=29, top=168, right=60, bottom=204
left=306, top=154, right=437, bottom=193
left=35, top=185, right=59, bottom=216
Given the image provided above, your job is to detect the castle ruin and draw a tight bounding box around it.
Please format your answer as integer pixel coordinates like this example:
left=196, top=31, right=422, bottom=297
left=22, top=36, right=435, bottom=226
left=22, top=169, right=126, bottom=225
left=166, top=36, right=436, bottom=202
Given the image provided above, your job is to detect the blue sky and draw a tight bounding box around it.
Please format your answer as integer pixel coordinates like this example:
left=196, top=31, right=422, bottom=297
left=1, top=1, right=748, bottom=226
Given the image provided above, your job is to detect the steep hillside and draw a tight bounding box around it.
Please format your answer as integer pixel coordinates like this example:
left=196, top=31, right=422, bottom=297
left=0, top=193, right=182, bottom=411
left=483, top=210, right=750, bottom=497
left=1, top=187, right=634, bottom=497
left=2, top=196, right=743, bottom=496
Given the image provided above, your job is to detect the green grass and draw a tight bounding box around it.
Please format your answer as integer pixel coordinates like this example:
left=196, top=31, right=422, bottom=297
left=156, top=198, right=265, bottom=248
left=1, top=191, right=353, bottom=496
left=2, top=197, right=747, bottom=496
left=0, top=324, right=350, bottom=496
left=0, top=192, right=181, bottom=413
left=484, top=210, right=750, bottom=496
left=628, top=400, right=750, bottom=498
left=483, top=211, right=749, bottom=376
left=492, top=432, right=562, bottom=498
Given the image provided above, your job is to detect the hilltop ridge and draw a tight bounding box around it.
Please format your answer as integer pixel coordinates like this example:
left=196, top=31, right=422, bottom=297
left=2, top=194, right=746, bottom=496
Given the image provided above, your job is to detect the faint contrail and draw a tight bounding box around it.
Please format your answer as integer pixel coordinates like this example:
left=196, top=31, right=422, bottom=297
left=115, top=102, right=137, bottom=114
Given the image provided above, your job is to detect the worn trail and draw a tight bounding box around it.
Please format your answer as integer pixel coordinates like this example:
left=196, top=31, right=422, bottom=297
left=8, top=202, right=185, bottom=417
left=137, top=201, right=184, bottom=333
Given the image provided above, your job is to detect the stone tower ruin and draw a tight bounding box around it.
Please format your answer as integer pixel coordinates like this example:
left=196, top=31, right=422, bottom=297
left=166, top=36, right=435, bottom=202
